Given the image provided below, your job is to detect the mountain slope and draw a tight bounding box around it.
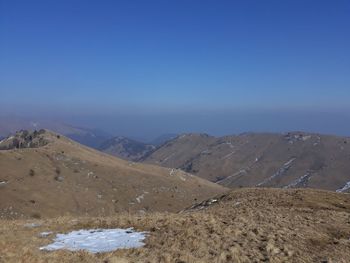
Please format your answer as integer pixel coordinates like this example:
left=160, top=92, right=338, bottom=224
left=98, top=136, right=155, bottom=161
left=0, top=130, right=226, bottom=219
left=142, top=132, right=350, bottom=192
left=2, top=188, right=350, bottom=262
left=0, top=116, right=112, bottom=149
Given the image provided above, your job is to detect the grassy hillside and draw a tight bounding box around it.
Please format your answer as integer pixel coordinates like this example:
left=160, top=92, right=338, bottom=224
left=1, top=188, right=350, bottom=262
left=0, top=130, right=226, bottom=219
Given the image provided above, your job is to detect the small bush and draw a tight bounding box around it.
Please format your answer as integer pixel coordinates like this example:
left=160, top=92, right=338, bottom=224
left=29, top=169, right=35, bottom=177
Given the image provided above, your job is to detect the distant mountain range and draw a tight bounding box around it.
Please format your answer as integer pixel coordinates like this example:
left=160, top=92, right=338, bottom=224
left=141, top=132, right=350, bottom=192
left=2, top=117, right=350, bottom=193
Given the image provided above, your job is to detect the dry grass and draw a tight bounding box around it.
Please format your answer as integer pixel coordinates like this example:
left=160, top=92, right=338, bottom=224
left=0, top=131, right=226, bottom=219
left=1, top=188, right=350, bottom=262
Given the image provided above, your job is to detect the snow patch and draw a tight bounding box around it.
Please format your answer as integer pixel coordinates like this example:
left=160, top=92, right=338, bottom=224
left=336, top=181, right=350, bottom=193
left=162, top=153, right=175, bottom=163
left=284, top=173, right=311, bottom=189
left=257, top=158, right=296, bottom=187
left=221, top=151, right=236, bottom=160
left=216, top=169, right=247, bottom=184
left=40, top=228, right=147, bottom=253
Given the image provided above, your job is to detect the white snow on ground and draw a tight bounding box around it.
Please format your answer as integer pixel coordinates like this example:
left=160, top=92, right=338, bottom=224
left=162, top=153, right=175, bottom=163
left=336, top=181, right=350, bottom=193
left=256, top=158, right=296, bottom=187
left=40, top=228, right=147, bottom=253
left=39, top=231, right=53, bottom=237
left=283, top=158, right=296, bottom=166
left=221, top=151, right=236, bottom=160
left=283, top=173, right=311, bottom=189
left=216, top=169, right=247, bottom=184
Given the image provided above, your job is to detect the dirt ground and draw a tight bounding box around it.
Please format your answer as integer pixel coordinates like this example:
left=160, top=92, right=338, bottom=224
left=1, top=188, right=350, bottom=263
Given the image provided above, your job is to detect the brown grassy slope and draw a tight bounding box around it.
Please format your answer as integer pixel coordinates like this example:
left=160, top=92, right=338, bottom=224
left=0, top=130, right=226, bottom=219
left=142, top=132, right=350, bottom=191
left=1, top=188, right=350, bottom=262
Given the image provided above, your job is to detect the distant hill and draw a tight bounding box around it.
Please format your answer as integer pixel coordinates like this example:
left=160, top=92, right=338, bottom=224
left=64, top=128, right=112, bottom=149
left=142, top=132, right=350, bottom=192
left=0, top=130, right=226, bottom=219
left=98, top=136, right=155, bottom=161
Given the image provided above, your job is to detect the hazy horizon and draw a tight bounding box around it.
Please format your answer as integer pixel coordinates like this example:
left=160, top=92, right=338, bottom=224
left=1, top=0, right=350, bottom=139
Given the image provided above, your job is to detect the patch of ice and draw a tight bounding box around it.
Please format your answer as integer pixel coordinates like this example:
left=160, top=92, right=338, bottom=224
left=40, top=228, right=147, bottom=253
left=336, top=181, right=350, bottom=193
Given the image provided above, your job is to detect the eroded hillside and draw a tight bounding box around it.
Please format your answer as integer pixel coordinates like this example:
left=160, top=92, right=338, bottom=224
left=142, top=132, right=350, bottom=192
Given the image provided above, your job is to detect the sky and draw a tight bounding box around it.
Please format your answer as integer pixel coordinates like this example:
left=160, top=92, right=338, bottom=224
left=1, top=0, right=350, bottom=139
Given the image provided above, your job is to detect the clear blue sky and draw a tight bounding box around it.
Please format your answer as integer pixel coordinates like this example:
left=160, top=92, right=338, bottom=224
left=1, top=0, right=350, bottom=138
